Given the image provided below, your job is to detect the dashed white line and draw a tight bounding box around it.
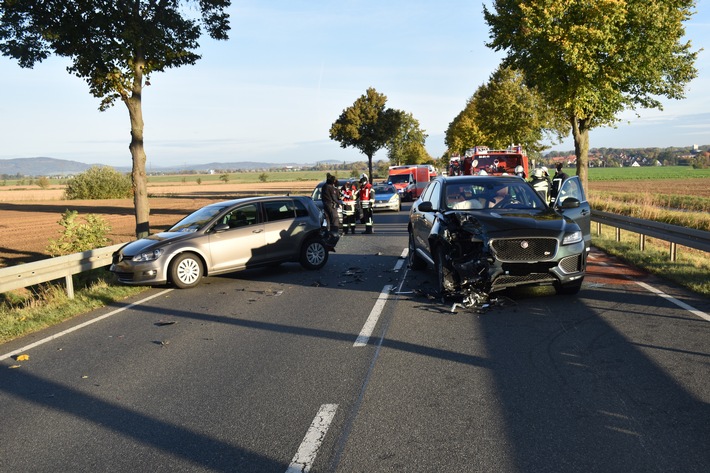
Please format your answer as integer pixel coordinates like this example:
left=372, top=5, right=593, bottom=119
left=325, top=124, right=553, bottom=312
left=0, top=289, right=173, bottom=361
left=286, top=403, right=338, bottom=473
left=354, top=285, right=392, bottom=347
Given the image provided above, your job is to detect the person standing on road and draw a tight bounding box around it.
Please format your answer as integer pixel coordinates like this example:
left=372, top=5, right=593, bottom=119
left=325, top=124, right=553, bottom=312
left=357, top=174, right=375, bottom=234
left=321, top=173, right=340, bottom=239
left=341, top=180, right=357, bottom=235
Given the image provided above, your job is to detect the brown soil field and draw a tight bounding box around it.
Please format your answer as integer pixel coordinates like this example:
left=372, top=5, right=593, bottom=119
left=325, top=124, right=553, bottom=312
left=0, top=181, right=319, bottom=267
left=588, top=178, right=710, bottom=197
left=0, top=178, right=705, bottom=267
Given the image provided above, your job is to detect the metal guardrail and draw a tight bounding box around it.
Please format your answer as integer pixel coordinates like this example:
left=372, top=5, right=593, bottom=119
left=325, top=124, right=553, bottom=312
left=0, top=243, right=124, bottom=298
left=591, top=210, right=710, bottom=261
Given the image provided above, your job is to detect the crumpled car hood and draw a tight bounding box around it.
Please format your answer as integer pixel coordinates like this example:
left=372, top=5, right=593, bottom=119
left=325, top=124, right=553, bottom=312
left=447, top=208, right=574, bottom=236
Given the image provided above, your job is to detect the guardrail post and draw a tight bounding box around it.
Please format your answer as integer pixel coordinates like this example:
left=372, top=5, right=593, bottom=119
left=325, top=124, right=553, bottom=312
left=64, top=275, right=74, bottom=299
left=596, top=221, right=602, bottom=236
left=670, top=242, right=677, bottom=262
left=615, top=227, right=621, bottom=242
left=639, top=234, right=646, bottom=251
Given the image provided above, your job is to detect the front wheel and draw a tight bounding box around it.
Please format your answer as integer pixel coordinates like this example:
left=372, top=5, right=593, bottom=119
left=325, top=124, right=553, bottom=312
left=169, top=253, right=203, bottom=289
left=435, top=246, right=455, bottom=296
left=300, top=239, right=328, bottom=270
left=408, top=231, right=427, bottom=270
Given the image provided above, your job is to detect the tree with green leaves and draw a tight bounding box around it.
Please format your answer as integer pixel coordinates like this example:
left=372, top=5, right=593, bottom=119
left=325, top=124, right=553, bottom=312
left=0, top=1, right=231, bottom=238
left=329, top=87, right=403, bottom=181
left=386, top=112, right=429, bottom=165
left=446, top=66, right=566, bottom=158
left=484, top=0, right=699, bottom=191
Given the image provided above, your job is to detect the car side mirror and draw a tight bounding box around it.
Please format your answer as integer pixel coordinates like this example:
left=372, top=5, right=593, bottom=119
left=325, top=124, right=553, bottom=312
left=418, top=201, right=434, bottom=212
left=559, top=197, right=580, bottom=209
left=214, top=223, right=230, bottom=232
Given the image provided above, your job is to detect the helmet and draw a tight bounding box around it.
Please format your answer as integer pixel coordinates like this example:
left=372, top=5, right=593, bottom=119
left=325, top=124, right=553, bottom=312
left=533, top=168, right=543, bottom=178
left=477, top=170, right=488, bottom=176
left=359, top=173, right=368, bottom=184
left=541, top=166, right=548, bottom=175
left=515, top=165, right=524, bottom=174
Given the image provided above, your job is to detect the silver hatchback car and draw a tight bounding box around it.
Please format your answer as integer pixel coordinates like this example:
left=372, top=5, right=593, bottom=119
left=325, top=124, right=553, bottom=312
left=110, top=195, right=334, bottom=288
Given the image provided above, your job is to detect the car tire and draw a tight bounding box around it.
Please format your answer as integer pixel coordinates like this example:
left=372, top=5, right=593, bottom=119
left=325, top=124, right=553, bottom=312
left=408, top=231, right=427, bottom=270
left=169, top=253, right=203, bottom=289
left=300, top=238, right=328, bottom=270
left=555, top=279, right=583, bottom=295
left=435, top=245, right=455, bottom=295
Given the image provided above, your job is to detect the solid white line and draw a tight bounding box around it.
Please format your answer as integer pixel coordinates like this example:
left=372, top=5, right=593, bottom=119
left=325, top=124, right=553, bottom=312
left=354, top=285, right=392, bottom=347
left=285, top=403, right=338, bottom=473
left=0, top=289, right=173, bottom=361
left=635, top=281, right=710, bottom=322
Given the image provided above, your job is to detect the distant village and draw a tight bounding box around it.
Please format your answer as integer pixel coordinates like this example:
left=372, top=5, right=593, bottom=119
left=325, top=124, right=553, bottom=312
left=542, top=144, right=709, bottom=168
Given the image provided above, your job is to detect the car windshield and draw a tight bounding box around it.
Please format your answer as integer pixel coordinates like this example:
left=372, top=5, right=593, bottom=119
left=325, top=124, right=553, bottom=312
left=446, top=181, right=546, bottom=210
left=374, top=185, right=396, bottom=194
left=388, top=174, right=411, bottom=184
left=169, top=205, right=228, bottom=233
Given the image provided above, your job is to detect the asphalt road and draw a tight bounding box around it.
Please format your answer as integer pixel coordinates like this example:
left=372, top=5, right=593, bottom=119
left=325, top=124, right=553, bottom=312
left=1, top=205, right=709, bottom=473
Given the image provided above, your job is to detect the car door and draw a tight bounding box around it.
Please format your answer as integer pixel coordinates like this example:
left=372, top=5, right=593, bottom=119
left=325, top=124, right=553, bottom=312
left=260, top=198, right=303, bottom=262
left=208, top=203, right=265, bottom=272
left=553, top=176, right=592, bottom=248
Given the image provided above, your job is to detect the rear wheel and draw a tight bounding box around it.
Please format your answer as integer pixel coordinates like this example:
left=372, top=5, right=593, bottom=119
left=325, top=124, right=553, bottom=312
left=169, top=253, right=203, bottom=289
left=408, top=231, right=426, bottom=270
left=300, top=239, right=328, bottom=270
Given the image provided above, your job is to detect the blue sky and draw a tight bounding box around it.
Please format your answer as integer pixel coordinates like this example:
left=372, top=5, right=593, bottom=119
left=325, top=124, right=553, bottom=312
left=1, top=0, right=709, bottom=168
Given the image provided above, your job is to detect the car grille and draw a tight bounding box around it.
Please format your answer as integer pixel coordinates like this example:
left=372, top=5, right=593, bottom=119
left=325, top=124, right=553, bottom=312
left=559, top=255, right=582, bottom=274
left=490, top=238, right=557, bottom=262
left=491, top=273, right=557, bottom=290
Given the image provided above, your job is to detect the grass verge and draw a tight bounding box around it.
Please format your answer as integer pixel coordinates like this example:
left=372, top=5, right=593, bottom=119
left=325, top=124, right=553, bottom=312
left=0, top=271, right=147, bottom=345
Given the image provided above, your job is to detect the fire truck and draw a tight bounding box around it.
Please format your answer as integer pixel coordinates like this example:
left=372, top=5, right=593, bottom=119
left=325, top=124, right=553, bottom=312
left=387, top=165, right=435, bottom=201
left=462, top=145, right=529, bottom=177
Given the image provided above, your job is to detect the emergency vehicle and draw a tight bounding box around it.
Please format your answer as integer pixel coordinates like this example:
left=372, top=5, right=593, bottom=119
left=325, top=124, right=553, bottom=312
left=463, top=145, right=529, bottom=177
left=387, top=165, right=435, bottom=201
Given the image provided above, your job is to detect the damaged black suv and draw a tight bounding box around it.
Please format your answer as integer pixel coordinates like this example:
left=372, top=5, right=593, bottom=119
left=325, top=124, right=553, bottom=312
left=408, top=175, right=591, bottom=303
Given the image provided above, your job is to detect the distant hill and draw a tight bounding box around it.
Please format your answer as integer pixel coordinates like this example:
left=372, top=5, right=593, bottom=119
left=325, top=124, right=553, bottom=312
left=0, top=157, right=96, bottom=177
left=0, top=157, right=320, bottom=177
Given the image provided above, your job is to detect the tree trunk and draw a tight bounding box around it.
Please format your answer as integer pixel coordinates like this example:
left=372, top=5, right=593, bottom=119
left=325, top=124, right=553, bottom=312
left=367, top=153, right=374, bottom=182
left=570, top=115, right=590, bottom=193
left=125, top=60, right=150, bottom=239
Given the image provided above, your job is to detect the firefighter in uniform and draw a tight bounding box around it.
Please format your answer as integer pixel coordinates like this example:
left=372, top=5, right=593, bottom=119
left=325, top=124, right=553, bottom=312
left=341, top=180, right=357, bottom=234
left=357, top=174, right=375, bottom=234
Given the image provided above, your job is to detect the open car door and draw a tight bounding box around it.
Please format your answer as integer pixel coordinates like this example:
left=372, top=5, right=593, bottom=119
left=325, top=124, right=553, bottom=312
left=553, top=176, right=592, bottom=251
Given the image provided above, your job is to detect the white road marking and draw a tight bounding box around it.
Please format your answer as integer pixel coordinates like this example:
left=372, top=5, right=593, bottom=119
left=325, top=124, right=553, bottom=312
left=354, top=285, right=392, bottom=347
left=0, top=289, right=173, bottom=361
left=635, top=281, right=710, bottom=322
left=594, top=259, right=708, bottom=322
left=393, top=248, right=408, bottom=271
left=286, top=403, right=338, bottom=473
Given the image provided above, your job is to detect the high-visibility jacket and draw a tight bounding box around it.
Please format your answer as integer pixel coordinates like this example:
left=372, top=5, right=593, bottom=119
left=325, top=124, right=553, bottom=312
left=358, top=183, right=374, bottom=208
